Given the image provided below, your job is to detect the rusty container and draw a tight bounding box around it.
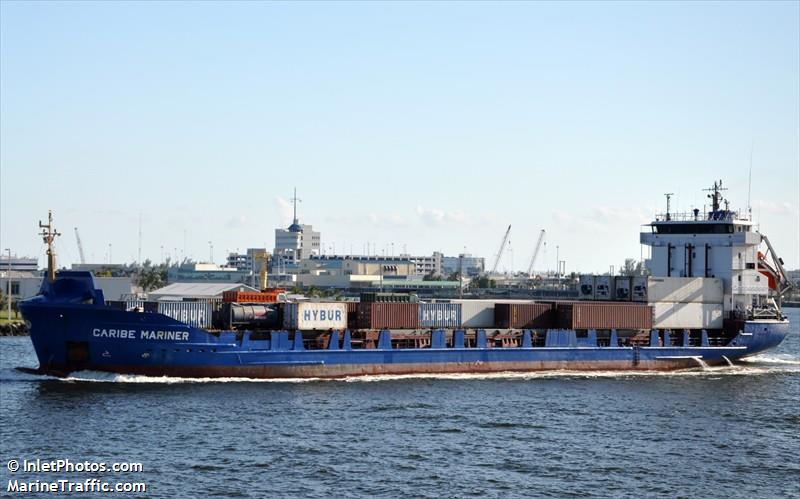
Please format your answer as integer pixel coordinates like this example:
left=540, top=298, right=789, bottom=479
left=556, top=302, right=653, bottom=330
left=345, top=302, right=359, bottom=329
left=494, top=303, right=555, bottom=329
left=223, top=290, right=285, bottom=303
left=357, top=303, right=419, bottom=329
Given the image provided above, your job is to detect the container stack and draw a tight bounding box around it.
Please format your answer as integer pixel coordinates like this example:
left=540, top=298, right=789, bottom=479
left=449, top=299, right=495, bottom=328
left=556, top=302, right=653, bottom=330
left=494, top=303, right=555, bottom=329
left=357, top=303, right=419, bottom=329
left=648, top=277, right=724, bottom=329
left=283, top=302, right=348, bottom=330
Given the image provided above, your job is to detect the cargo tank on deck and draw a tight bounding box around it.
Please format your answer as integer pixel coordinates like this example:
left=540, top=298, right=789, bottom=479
left=18, top=182, right=793, bottom=378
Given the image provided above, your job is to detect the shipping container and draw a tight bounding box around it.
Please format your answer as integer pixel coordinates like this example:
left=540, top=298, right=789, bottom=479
left=495, top=303, right=555, bottom=329
left=360, top=292, right=419, bottom=303
left=357, top=303, right=419, bottom=329
left=652, top=302, right=723, bottom=329
left=223, top=290, right=285, bottom=303
left=556, top=302, right=653, bottom=330
left=579, top=275, right=596, bottom=300
left=157, top=301, right=213, bottom=328
left=450, top=299, right=495, bottom=328
left=283, top=302, right=348, bottom=330
left=614, top=277, right=632, bottom=301
left=646, top=277, right=723, bottom=304
left=418, top=303, right=462, bottom=328
left=631, top=276, right=648, bottom=302
left=344, top=302, right=359, bottom=329
left=595, top=276, right=615, bottom=300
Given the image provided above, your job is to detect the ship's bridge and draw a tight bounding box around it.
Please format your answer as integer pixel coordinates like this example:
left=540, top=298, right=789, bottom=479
left=647, top=210, right=753, bottom=235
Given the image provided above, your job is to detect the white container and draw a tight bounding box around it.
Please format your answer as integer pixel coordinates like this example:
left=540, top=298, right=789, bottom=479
left=579, top=275, right=596, bottom=300
left=157, top=301, right=213, bottom=328
left=283, top=302, right=347, bottom=330
left=595, top=276, right=615, bottom=300
left=614, top=276, right=632, bottom=301
left=451, top=299, right=495, bottom=328
left=652, top=302, right=723, bottom=329
left=632, top=276, right=648, bottom=302
left=647, top=277, right=723, bottom=304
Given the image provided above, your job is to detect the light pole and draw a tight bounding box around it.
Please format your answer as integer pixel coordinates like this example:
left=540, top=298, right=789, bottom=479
left=5, top=249, right=10, bottom=320
left=556, top=245, right=559, bottom=283
left=459, top=253, right=463, bottom=299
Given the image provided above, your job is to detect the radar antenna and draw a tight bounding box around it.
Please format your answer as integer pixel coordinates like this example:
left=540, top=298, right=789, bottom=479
left=704, top=180, right=727, bottom=213
left=664, top=193, right=674, bottom=221
left=39, top=211, right=61, bottom=282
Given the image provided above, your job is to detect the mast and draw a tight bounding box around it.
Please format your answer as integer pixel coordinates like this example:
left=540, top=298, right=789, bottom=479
left=704, top=180, right=727, bottom=213
left=38, top=211, right=61, bottom=282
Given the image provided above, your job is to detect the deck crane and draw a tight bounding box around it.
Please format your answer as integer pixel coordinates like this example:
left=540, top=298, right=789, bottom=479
left=526, top=229, right=546, bottom=278
left=74, top=227, right=86, bottom=264
left=490, top=225, right=511, bottom=274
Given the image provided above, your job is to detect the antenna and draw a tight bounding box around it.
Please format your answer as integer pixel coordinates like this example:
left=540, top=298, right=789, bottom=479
left=748, top=142, right=754, bottom=219
left=664, top=193, right=674, bottom=221
left=39, top=211, right=61, bottom=282
left=138, top=212, right=142, bottom=266
left=290, top=187, right=302, bottom=225
left=704, top=180, right=727, bottom=212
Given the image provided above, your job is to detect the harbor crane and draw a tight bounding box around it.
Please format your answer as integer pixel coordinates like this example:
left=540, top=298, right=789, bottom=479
left=490, top=225, right=511, bottom=274
left=526, top=229, right=546, bottom=278
left=74, top=227, right=86, bottom=265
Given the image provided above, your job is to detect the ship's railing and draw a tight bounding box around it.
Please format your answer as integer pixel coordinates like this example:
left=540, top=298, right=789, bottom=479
left=654, top=210, right=749, bottom=222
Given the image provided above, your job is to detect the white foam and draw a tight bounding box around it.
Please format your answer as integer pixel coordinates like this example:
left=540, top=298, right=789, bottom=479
left=740, top=354, right=800, bottom=366
left=0, top=368, right=58, bottom=382
left=6, top=359, right=797, bottom=385
left=61, top=371, right=322, bottom=384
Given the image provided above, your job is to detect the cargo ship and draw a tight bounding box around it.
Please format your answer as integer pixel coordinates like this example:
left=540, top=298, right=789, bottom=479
left=18, top=182, right=793, bottom=378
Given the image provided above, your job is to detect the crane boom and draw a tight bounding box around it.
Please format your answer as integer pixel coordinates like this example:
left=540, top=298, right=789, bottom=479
left=526, top=229, right=546, bottom=277
left=490, top=225, right=511, bottom=274
left=74, top=227, right=86, bottom=264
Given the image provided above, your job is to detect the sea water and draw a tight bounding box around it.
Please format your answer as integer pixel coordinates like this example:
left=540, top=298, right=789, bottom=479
left=1, top=309, right=798, bottom=498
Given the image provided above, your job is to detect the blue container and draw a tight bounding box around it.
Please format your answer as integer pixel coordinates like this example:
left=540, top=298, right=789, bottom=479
left=418, top=303, right=462, bottom=328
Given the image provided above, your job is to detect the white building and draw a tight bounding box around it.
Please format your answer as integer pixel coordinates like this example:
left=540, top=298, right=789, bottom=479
left=273, top=189, right=321, bottom=265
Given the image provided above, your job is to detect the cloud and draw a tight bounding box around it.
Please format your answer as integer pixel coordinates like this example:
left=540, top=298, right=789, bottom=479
left=226, top=215, right=248, bottom=229
left=754, top=200, right=799, bottom=218
left=367, top=212, right=408, bottom=228
left=415, top=205, right=470, bottom=226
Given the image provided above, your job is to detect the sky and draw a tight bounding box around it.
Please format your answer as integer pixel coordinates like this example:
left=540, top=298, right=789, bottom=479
left=1, top=1, right=798, bottom=274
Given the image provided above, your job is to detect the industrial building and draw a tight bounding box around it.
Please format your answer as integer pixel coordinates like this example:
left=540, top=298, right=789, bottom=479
left=4, top=275, right=135, bottom=302
left=147, top=282, right=258, bottom=301
left=0, top=255, right=38, bottom=273
left=273, top=189, right=321, bottom=265
left=442, top=254, right=486, bottom=277
left=226, top=248, right=270, bottom=288
left=167, top=262, right=250, bottom=283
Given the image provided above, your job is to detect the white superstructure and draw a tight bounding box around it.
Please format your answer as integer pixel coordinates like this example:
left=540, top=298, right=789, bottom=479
left=640, top=181, right=789, bottom=320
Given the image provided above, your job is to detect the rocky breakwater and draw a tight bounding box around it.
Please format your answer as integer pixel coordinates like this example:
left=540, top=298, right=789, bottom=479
left=0, top=322, right=29, bottom=336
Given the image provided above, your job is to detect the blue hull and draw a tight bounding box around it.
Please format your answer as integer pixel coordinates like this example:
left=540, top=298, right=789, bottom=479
left=19, top=272, right=790, bottom=379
